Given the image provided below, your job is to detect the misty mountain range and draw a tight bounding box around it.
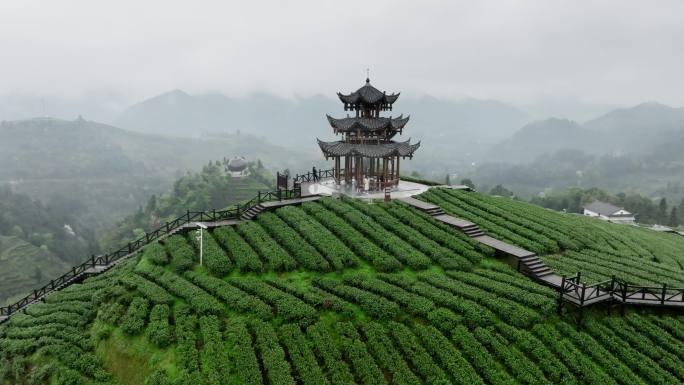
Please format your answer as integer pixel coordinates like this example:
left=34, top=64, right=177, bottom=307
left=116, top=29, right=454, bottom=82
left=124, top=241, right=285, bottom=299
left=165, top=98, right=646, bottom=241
left=3, top=90, right=684, bottom=176
left=490, top=102, right=684, bottom=163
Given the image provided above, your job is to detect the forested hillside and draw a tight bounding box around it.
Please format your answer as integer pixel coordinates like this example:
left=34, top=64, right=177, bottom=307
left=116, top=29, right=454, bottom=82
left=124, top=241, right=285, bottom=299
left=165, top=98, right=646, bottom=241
left=0, top=117, right=311, bottom=234
left=0, top=189, right=96, bottom=305
left=99, top=161, right=272, bottom=252
left=1, top=191, right=682, bottom=385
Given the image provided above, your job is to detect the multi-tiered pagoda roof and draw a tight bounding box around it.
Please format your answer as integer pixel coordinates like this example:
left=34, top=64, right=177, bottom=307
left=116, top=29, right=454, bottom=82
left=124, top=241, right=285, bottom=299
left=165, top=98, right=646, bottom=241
left=317, top=77, right=419, bottom=191
left=326, top=114, right=410, bottom=134
left=337, top=78, right=400, bottom=111
left=317, top=138, right=420, bottom=158
left=318, top=78, right=420, bottom=159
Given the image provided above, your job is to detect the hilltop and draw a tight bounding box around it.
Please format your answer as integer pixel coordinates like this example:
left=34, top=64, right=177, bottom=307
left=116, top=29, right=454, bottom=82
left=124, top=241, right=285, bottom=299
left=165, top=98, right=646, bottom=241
left=0, top=188, right=682, bottom=385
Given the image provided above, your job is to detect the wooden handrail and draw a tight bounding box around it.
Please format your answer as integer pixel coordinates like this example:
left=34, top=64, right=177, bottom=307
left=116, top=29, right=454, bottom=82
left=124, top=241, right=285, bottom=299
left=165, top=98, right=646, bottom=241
left=559, top=273, right=683, bottom=308
left=0, top=183, right=304, bottom=320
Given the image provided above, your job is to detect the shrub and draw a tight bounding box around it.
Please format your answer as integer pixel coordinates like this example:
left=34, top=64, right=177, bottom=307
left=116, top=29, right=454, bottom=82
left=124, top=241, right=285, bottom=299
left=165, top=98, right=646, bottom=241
left=212, top=226, right=263, bottom=272
left=184, top=271, right=272, bottom=320
left=146, top=304, right=171, bottom=347
left=225, top=320, right=262, bottom=385
left=143, top=242, right=169, bottom=265
left=306, top=322, right=356, bottom=385
left=278, top=324, right=327, bottom=385
left=251, top=320, right=296, bottom=385
left=313, top=278, right=400, bottom=320
left=120, top=297, right=149, bottom=335
left=165, top=235, right=195, bottom=273
left=188, top=230, right=233, bottom=276
left=136, top=263, right=222, bottom=315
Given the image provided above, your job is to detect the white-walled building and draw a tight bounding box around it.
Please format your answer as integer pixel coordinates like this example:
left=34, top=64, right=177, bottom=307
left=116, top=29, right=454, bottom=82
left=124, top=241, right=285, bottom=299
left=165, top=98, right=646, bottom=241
left=583, top=201, right=636, bottom=224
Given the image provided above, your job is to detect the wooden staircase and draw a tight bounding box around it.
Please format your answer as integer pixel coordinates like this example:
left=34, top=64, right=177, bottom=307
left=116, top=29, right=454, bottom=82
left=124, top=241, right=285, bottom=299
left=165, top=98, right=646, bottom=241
left=240, top=203, right=266, bottom=220
left=399, top=196, right=559, bottom=283
left=461, top=223, right=485, bottom=238
left=424, top=206, right=445, bottom=216
left=518, top=254, right=554, bottom=278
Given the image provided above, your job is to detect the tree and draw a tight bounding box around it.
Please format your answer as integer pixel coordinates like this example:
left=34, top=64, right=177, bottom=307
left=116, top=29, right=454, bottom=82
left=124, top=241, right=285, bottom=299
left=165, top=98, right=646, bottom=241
left=460, top=178, right=475, bottom=190
left=445, top=174, right=451, bottom=186
left=489, top=184, right=513, bottom=197
left=658, top=198, right=668, bottom=223
left=669, top=207, right=679, bottom=227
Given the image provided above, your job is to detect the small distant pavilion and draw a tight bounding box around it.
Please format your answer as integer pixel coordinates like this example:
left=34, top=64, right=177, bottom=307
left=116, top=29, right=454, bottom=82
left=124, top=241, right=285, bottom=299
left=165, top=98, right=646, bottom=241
left=317, top=78, right=420, bottom=191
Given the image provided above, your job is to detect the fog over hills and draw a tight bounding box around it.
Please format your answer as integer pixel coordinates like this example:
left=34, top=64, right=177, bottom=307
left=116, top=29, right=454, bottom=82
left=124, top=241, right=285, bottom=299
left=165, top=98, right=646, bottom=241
left=113, top=89, right=531, bottom=148
left=0, top=117, right=313, bottom=235
left=488, top=102, right=684, bottom=164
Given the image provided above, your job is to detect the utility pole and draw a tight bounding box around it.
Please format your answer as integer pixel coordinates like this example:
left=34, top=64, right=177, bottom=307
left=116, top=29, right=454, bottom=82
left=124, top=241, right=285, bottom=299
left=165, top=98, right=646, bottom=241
left=194, top=222, right=208, bottom=266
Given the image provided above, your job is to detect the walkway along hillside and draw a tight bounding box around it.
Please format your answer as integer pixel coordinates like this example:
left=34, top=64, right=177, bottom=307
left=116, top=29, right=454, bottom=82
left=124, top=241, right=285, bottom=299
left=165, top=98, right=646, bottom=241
left=0, top=187, right=320, bottom=325
left=2, top=182, right=682, bottom=326
left=399, top=195, right=684, bottom=313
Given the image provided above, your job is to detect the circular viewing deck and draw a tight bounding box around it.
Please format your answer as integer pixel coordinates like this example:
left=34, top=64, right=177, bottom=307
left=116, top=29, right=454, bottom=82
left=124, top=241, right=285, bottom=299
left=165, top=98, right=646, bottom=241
left=304, top=178, right=430, bottom=200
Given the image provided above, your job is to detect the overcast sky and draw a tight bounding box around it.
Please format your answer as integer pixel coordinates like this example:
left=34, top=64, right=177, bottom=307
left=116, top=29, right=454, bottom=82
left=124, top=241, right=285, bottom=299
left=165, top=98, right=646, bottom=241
left=1, top=0, right=683, bottom=107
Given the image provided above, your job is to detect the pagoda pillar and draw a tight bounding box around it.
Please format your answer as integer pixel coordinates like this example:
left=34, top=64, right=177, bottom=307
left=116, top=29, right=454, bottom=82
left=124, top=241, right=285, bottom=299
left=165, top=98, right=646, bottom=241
left=396, top=157, right=400, bottom=186
left=383, top=157, right=389, bottom=188
left=335, top=156, right=340, bottom=184
left=390, top=157, right=395, bottom=183
left=369, top=158, right=374, bottom=179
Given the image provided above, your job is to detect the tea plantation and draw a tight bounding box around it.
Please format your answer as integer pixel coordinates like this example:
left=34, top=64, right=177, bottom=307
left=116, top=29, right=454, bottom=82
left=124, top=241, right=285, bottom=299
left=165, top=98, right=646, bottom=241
left=1, top=190, right=683, bottom=385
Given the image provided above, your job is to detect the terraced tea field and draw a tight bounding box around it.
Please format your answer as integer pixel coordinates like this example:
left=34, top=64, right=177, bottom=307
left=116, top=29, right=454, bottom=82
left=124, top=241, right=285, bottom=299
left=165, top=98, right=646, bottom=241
left=1, top=192, right=682, bottom=385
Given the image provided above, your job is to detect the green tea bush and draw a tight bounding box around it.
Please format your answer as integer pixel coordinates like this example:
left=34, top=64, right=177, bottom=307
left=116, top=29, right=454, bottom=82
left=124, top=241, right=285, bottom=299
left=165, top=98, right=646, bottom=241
left=120, top=297, right=149, bottom=335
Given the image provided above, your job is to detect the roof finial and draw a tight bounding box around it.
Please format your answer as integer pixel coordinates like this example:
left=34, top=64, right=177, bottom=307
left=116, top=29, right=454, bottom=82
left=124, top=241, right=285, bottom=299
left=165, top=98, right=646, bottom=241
left=366, top=67, right=370, bottom=83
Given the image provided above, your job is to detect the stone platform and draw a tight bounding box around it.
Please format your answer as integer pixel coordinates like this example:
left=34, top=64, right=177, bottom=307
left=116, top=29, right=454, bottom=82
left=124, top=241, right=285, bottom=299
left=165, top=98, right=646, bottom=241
left=304, top=179, right=429, bottom=200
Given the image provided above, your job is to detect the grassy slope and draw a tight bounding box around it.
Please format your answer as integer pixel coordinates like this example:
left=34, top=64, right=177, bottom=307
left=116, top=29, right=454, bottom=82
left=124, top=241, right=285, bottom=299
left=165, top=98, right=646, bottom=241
left=0, top=194, right=682, bottom=385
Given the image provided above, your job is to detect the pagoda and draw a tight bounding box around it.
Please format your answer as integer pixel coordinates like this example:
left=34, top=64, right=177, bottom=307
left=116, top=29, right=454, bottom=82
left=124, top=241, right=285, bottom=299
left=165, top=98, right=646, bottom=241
left=317, top=78, right=420, bottom=191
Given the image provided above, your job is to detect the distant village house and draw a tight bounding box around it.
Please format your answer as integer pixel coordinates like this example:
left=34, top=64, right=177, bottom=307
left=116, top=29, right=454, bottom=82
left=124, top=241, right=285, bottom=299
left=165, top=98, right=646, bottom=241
left=583, top=201, right=636, bottom=224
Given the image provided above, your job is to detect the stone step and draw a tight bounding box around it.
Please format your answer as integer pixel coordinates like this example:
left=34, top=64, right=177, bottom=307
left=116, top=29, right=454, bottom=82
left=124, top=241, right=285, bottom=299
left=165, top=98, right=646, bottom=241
left=464, top=228, right=484, bottom=235
left=530, top=267, right=553, bottom=276
left=536, top=270, right=555, bottom=278
left=524, top=260, right=545, bottom=269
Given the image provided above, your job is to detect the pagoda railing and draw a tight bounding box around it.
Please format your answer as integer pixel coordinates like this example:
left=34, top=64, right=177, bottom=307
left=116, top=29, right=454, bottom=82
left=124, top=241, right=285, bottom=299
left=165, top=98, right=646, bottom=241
left=294, top=168, right=337, bottom=183
left=0, top=185, right=303, bottom=320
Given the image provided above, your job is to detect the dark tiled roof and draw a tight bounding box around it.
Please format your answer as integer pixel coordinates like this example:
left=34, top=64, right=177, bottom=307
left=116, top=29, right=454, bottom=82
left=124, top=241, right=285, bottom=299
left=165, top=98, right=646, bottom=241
left=317, top=139, right=420, bottom=158
left=227, top=156, right=248, bottom=172
left=337, top=78, right=400, bottom=109
left=326, top=114, right=410, bottom=132
left=584, top=201, right=631, bottom=217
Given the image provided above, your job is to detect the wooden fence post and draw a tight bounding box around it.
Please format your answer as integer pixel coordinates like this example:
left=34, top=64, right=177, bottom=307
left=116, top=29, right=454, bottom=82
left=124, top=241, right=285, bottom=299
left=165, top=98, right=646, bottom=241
left=620, top=283, right=627, bottom=316
left=557, top=275, right=565, bottom=315
left=661, top=283, right=667, bottom=305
